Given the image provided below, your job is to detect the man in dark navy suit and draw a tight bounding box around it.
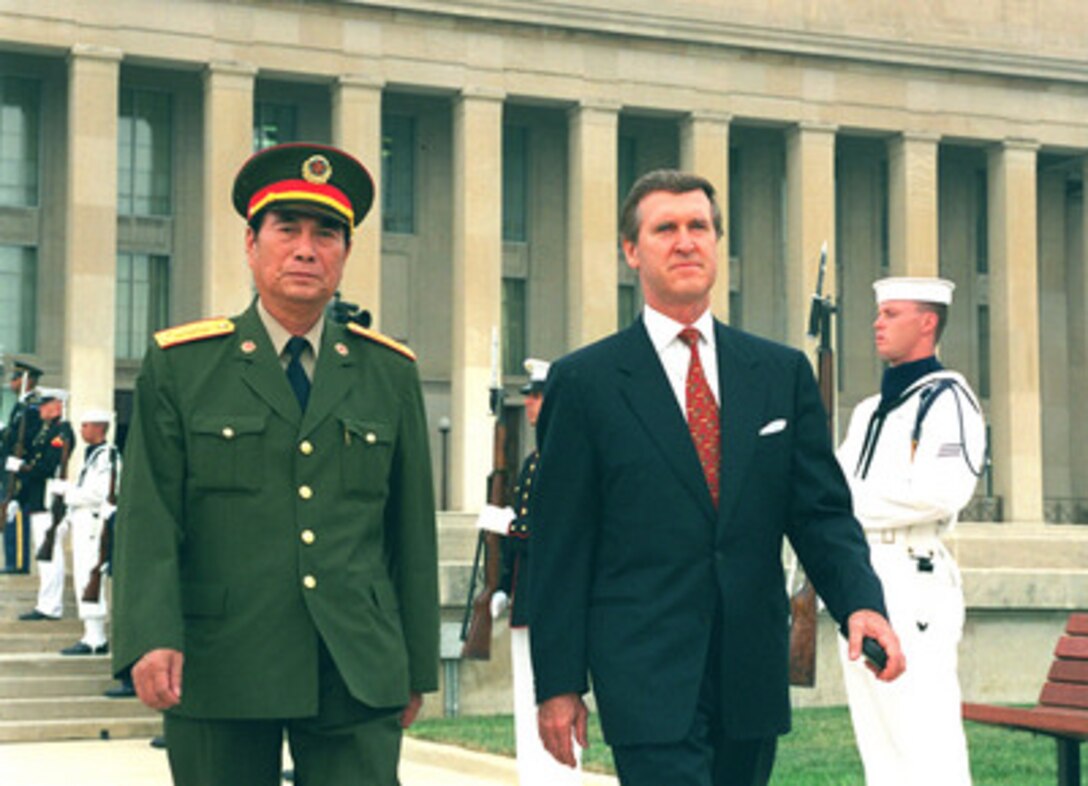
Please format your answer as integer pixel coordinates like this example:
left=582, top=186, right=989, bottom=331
left=529, top=170, right=905, bottom=786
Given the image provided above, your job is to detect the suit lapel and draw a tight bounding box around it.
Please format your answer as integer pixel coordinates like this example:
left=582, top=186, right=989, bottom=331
left=233, top=307, right=301, bottom=426
left=301, top=320, right=354, bottom=438
left=616, top=322, right=718, bottom=524
left=715, top=321, right=766, bottom=528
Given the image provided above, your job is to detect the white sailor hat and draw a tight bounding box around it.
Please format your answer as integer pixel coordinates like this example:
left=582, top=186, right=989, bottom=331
left=79, top=409, right=113, bottom=425
left=873, top=277, right=955, bottom=306
left=521, top=358, right=551, bottom=394
left=33, top=387, right=69, bottom=404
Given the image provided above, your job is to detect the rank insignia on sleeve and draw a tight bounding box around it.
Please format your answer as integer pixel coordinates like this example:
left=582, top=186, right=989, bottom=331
left=346, top=323, right=416, bottom=361
left=155, top=318, right=236, bottom=349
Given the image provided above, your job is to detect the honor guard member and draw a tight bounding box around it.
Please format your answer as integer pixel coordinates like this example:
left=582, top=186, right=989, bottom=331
left=2, top=360, right=43, bottom=573
left=6, top=388, right=71, bottom=577
left=52, top=409, right=120, bottom=654
left=836, top=277, right=985, bottom=786
left=112, top=142, right=439, bottom=786
left=491, top=358, right=582, bottom=786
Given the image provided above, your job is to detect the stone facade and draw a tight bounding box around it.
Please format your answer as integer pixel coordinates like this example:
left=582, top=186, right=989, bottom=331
left=2, top=0, right=1087, bottom=710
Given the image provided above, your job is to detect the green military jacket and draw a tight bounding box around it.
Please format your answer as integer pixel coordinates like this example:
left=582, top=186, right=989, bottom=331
left=112, top=302, right=439, bottom=719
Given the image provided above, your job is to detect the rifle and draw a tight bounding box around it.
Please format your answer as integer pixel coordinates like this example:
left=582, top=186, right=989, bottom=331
left=36, top=428, right=72, bottom=562
left=1, top=373, right=31, bottom=533
left=82, top=446, right=118, bottom=604
left=460, top=329, right=508, bottom=660
left=788, top=241, right=834, bottom=688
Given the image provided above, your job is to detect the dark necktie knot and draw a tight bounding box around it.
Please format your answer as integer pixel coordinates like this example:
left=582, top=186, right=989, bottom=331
left=285, top=336, right=311, bottom=411
left=679, top=326, right=701, bottom=350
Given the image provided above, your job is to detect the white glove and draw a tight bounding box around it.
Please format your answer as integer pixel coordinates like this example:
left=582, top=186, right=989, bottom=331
left=490, top=591, right=509, bottom=619
left=5, top=456, right=24, bottom=473
left=46, top=479, right=69, bottom=506
left=475, top=504, right=515, bottom=535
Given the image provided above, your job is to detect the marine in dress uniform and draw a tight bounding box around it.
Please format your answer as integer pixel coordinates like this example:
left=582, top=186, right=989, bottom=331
left=7, top=389, right=72, bottom=578
left=490, top=358, right=582, bottom=786
left=2, top=361, right=43, bottom=574
left=836, top=277, right=985, bottom=786
left=111, top=142, right=439, bottom=786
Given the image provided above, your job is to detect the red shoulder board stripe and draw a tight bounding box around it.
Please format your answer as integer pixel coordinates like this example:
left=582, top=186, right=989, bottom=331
left=347, top=323, right=417, bottom=362
left=154, top=318, right=236, bottom=349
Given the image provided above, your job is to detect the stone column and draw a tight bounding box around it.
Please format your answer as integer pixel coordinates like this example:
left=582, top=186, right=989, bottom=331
left=568, top=99, right=619, bottom=347
left=888, top=132, right=940, bottom=277
left=64, top=45, right=122, bottom=419
left=681, top=112, right=731, bottom=322
left=987, top=139, right=1043, bottom=523
left=202, top=61, right=256, bottom=317
left=332, top=75, right=384, bottom=327
left=450, top=88, right=503, bottom=511
left=785, top=123, right=837, bottom=349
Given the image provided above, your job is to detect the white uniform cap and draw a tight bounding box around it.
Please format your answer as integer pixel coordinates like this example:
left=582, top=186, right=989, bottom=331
left=521, top=358, right=551, bottom=394
left=873, top=277, right=955, bottom=306
left=35, top=387, right=69, bottom=403
left=80, top=409, right=113, bottom=425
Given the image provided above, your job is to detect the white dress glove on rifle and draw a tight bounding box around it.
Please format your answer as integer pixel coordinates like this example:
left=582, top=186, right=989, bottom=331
left=475, top=504, right=515, bottom=535
left=490, top=591, right=509, bottom=619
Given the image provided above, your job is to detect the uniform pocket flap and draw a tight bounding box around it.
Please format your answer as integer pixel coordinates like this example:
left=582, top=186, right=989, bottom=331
left=340, top=418, right=394, bottom=445
left=191, top=414, right=267, bottom=438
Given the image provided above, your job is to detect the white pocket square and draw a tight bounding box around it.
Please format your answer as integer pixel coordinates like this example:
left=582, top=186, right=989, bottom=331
left=758, top=418, right=787, bottom=436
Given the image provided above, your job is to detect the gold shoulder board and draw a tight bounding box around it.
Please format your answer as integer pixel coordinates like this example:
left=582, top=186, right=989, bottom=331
left=347, top=323, right=417, bottom=362
left=154, top=318, right=236, bottom=349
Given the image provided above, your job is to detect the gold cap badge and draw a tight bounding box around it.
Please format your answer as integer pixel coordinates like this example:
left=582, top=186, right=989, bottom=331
left=302, top=154, right=332, bottom=185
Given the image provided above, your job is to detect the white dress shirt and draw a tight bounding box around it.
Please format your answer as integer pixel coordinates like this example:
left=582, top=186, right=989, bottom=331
left=642, top=304, right=720, bottom=414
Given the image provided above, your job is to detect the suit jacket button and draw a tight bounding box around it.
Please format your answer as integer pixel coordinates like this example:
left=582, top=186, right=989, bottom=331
left=298, top=485, right=313, bottom=500
left=221, top=427, right=235, bottom=440
left=299, top=440, right=314, bottom=456
left=303, top=575, right=317, bottom=589
left=301, top=529, right=315, bottom=545
left=365, top=432, right=377, bottom=444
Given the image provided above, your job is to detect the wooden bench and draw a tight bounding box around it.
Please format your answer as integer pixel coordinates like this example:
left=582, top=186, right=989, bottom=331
left=963, top=612, right=1088, bottom=785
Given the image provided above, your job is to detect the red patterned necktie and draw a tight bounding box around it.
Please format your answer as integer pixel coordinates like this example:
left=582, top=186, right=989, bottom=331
left=679, top=327, right=720, bottom=507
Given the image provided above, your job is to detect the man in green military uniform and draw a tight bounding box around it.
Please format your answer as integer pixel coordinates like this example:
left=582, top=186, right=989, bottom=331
left=112, top=142, right=439, bottom=786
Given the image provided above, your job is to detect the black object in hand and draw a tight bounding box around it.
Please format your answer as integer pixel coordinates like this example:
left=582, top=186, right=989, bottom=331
left=863, top=637, right=888, bottom=670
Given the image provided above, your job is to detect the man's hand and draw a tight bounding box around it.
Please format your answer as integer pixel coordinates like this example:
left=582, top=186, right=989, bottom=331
left=132, top=648, right=184, bottom=710
left=846, top=609, right=906, bottom=681
left=400, top=692, right=424, bottom=729
left=537, top=693, right=588, bottom=768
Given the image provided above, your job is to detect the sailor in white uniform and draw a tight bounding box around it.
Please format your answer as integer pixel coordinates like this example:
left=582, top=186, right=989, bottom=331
left=57, top=409, right=121, bottom=655
left=836, top=277, right=985, bottom=786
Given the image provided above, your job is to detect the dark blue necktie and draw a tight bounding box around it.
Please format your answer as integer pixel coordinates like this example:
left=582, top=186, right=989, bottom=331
left=285, top=336, right=311, bottom=411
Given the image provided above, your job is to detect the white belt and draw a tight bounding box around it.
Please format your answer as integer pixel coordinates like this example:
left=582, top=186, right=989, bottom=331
left=865, top=523, right=942, bottom=547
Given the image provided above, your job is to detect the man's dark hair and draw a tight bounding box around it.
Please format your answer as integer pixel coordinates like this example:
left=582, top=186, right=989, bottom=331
left=917, top=302, right=949, bottom=343
left=619, top=169, right=724, bottom=245
left=248, top=207, right=352, bottom=248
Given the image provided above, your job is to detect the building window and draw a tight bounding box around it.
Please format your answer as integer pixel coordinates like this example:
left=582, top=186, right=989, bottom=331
left=116, top=252, right=170, bottom=360
left=0, top=76, right=40, bottom=207
left=618, top=282, right=639, bottom=328
left=382, top=113, right=415, bottom=234
left=977, top=303, right=990, bottom=400
left=975, top=169, right=988, bottom=274
left=503, top=124, right=528, bottom=242
left=254, top=102, right=298, bottom=151
left=0, top=245, right=36, bottom=354
left=118, top=88, right=173, bottom=217
left=502, top=277, right=527, bottom=378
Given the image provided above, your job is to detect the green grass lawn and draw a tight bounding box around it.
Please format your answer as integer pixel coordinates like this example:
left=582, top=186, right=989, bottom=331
left=410, top=706, right=1064, bottom=785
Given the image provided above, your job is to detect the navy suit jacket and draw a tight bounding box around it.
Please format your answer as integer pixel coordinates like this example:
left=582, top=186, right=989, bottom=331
left=528, top=318, right=885, bottom=746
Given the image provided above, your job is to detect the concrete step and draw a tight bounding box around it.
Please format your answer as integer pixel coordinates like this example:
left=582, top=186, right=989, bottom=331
left=0, top=695, right=158, bottom=722
left=0, top=674, right=117, bottom=698
left=0, top=631, right=96, bottom=653
left=0, top=653, right=113, bottom=677
left=0, top=716, right=162, bottom=743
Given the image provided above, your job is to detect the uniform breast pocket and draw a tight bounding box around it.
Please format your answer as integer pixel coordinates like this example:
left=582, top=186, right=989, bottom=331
left=340, top=418, right=395, bottom=499
left=189, top=414, right=266, bottom=491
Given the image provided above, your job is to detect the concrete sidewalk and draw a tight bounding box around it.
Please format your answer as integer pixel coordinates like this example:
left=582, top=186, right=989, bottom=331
left=0, top=735, right=618, bottom=785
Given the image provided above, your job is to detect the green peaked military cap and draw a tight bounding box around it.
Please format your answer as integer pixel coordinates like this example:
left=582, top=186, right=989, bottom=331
left=232, top=142, right=375, bottom=231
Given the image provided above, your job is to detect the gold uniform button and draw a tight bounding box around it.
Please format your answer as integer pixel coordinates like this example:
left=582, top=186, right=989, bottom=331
left=303, top=575, right=317, bottom=589
left=221, top=427, right=235, bottom=439
left=299, top=485, right=313, bottom=500
left=301, top=529, right=315, bottom=545
left=299, top=440, right=314, bottom=456
left=365, top=432, right=377, bottom=445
